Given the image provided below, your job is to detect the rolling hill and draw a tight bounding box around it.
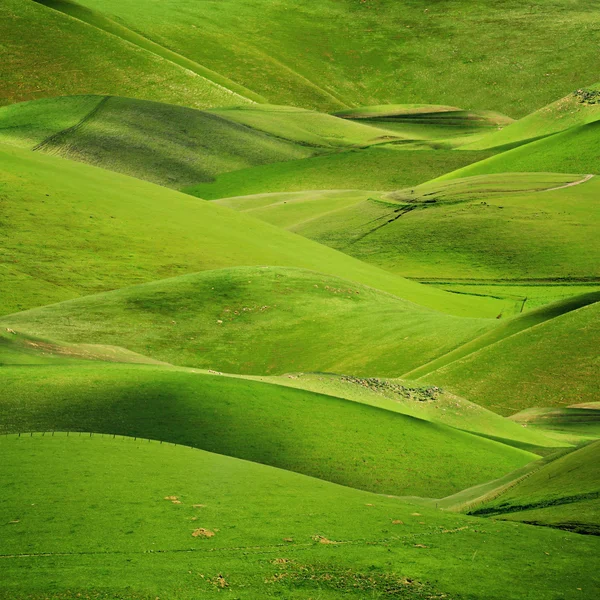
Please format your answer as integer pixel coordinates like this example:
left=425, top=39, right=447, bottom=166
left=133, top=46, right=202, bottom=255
left=2, top=434, right=597, bottom=600
left=0, top=96, right=313, bottom=188
left=0, top=143, right=506, bottom=318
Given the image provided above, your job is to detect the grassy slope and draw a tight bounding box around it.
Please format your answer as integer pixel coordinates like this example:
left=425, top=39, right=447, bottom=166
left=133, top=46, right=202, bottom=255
left=74, top=0, right=600, bottom=117
left=421, top=301, right=600, bottom=415
left=1, top=267, right=494, bottom=377
left=444, top=121, right=600, bottom=179
left=2, top=435, right=597, bottom=600
left=463, top=84, right=600, bottom=150
left=210, top=104, right=404, bottom=148
left=0, top=144, right=505, bottom=318
left=0, top=363, right=536, bottom=498
left=183, top=147, right=493, bottom=199
left=0, top=96, right=313, bottom=188
left=333, top=104, right=514, bottom=148
left=468, top=441, right=600, bottom=534
left=0, top=0, right=246, bottom=109
left=219, top=173, right=600, bottom=282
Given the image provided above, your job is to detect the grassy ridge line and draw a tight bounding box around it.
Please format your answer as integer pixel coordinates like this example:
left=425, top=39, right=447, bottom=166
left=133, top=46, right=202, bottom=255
left=32, top=0, right=262, bottom=103
left=0, top=363, right=537, bottom=497
left=2, top=435, right=598, bottom=600
left=403, top=292, right=600, bottom=380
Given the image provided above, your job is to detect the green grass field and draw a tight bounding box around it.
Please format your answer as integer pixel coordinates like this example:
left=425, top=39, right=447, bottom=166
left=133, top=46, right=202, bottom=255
left=0, top=96, right=314, bottom=187
left=2, top=434, right=598, bottom=600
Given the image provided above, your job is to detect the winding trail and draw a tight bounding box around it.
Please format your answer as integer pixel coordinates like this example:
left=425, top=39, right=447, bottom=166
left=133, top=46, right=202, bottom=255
left=544, top=174, right=594, bottom=192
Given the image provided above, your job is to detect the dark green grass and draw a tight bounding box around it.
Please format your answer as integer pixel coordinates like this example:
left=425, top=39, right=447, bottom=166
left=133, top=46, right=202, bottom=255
left=446, top=121, right=600, bottom=178
left=62, top=0, right=600, bottom=117
left=1, top=267, right=494, bottom=376
left=467, top=441, right=600, bottom=534
left=463, top=84, right=600, bottom=150
left=183, top=147, right=494, bottom=199
left=0, top=144, right=505, bottom=318
left=0, top=363, right=536, bottom=497
left=421, top=301, right=600, bottom=415
left=1, top=435, right=597, bottom=599
left=0, top=0, right=245, bottom=109
left=0, top=96, right=313, bottom=188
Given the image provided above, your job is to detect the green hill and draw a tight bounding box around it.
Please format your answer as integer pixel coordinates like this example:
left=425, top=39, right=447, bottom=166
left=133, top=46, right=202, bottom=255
left=215, top=173, right=600, bottom=283
left=0, top=143, right=506, bottom=318
left=2, top=434, right=597, bottom=600
left=462, top=84, right=600, bottom=150
left=0, top=96, right=313, bottom=188
left=467, top=441, right=600, bottom=535
left=0, top=0, right=253, bottom=109
left=441, top=121, right=600, bottom=179
left=334, top=104, right=513, bottom=148
left=210, top=104, right=405, bottom=148
left=0, top=362, right=536, bottom=498
left=184, top=147, right=493, bottom=199
left=418, top=300, right=600, bottom=415
left=33, top=0, right=600, bottom=117
left=1, top=267, right=495, bottom=377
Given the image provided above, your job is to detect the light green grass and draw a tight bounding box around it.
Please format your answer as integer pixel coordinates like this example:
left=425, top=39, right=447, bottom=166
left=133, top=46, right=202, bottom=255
left=1, top=267, right=495, bottom=376
left=67, top=0, right=600, bottom=117
left=0, top=96, right=314, bottom=188
left=444, top=121, right=600, bottom=179
left=210, top=104, right=404, bottom=148
left=467, top=441, right=600, bottom=535
left=463, top=83, right=600, bottom=150
left=0, top=144, right=506, bottom=318
left=334, top=104, right=513, bottom=148
left=0, top=0, right=247, bottom=109
left=510, top=407, right=600, bottom=443
left=0, top=363, right=536, bottom=497
left=1, top=435, right=597, bottom=600
left=183, top=147, right=494, bottom=199
left=420, top=301, right=600, bottom=415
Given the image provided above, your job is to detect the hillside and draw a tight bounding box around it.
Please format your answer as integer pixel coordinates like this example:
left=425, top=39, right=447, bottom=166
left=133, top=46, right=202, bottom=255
left=419, top=300, right=600, bottom=415
left=442, top=121, right=600, bottom=179
left=2, top=434, right=597, bottom=600
left=32, top=0, right=600, bottom=117
left=0, top=267, right=494, bottom=377
left=0, top=96, right=313, bottom=188
left=0, top=362, right=536, bottom=498
left=467, top=441, right=600, bottom=535
left=0, top=143, right=507, bottom=318
left=0, top=0, right=252, bottom=109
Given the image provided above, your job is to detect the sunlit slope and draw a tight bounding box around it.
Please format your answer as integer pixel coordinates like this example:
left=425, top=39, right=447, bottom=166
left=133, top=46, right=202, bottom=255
left=0, top=96, right=312, bottom=187
left=0, top=364, right=536, bottom=498
left=0, top=0, right=249, bottom=108
left=71, top=0, right=600, bottom=117
left=1, top=267, right=494, bottom=376
left=2, top=435, right=596, bottom=600
left=210, top=104, right=404, bottom=148
left=420, top=301, right=600, bottom=415
left=334, top=104, right=513, bottom=148
left=184, top=147, right=493, bottom=199
left=468, top=441, right=600, bottom=535
left=218, top=174, right=600, bottom=281
left=463, top=85, right=600, bottom=150
left=442, top=122, right=600, bottom=179
left=0, top=144, right=505, bottom=318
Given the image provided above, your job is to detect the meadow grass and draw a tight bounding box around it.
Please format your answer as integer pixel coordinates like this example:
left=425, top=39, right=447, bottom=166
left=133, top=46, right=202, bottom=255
left=0, top=0, right=244, bottom=109
left=62, top=0, right=600, bottom=116
left=183, top=146, right=493, bottom=199
left=1, top=434, right=597, bottom=599
left=0, top=96, right=314, bottom=188
left=1, top=266, right=495, bottom=376
left=0, top=363, right=536, bottom=498
left=0, top=144, right=505, bottom=318
left=421, top=301, right=600, bottom=415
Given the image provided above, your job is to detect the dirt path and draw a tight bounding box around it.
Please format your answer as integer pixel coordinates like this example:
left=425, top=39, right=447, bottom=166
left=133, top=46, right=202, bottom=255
left=545, top=174, right=594, bottom=192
